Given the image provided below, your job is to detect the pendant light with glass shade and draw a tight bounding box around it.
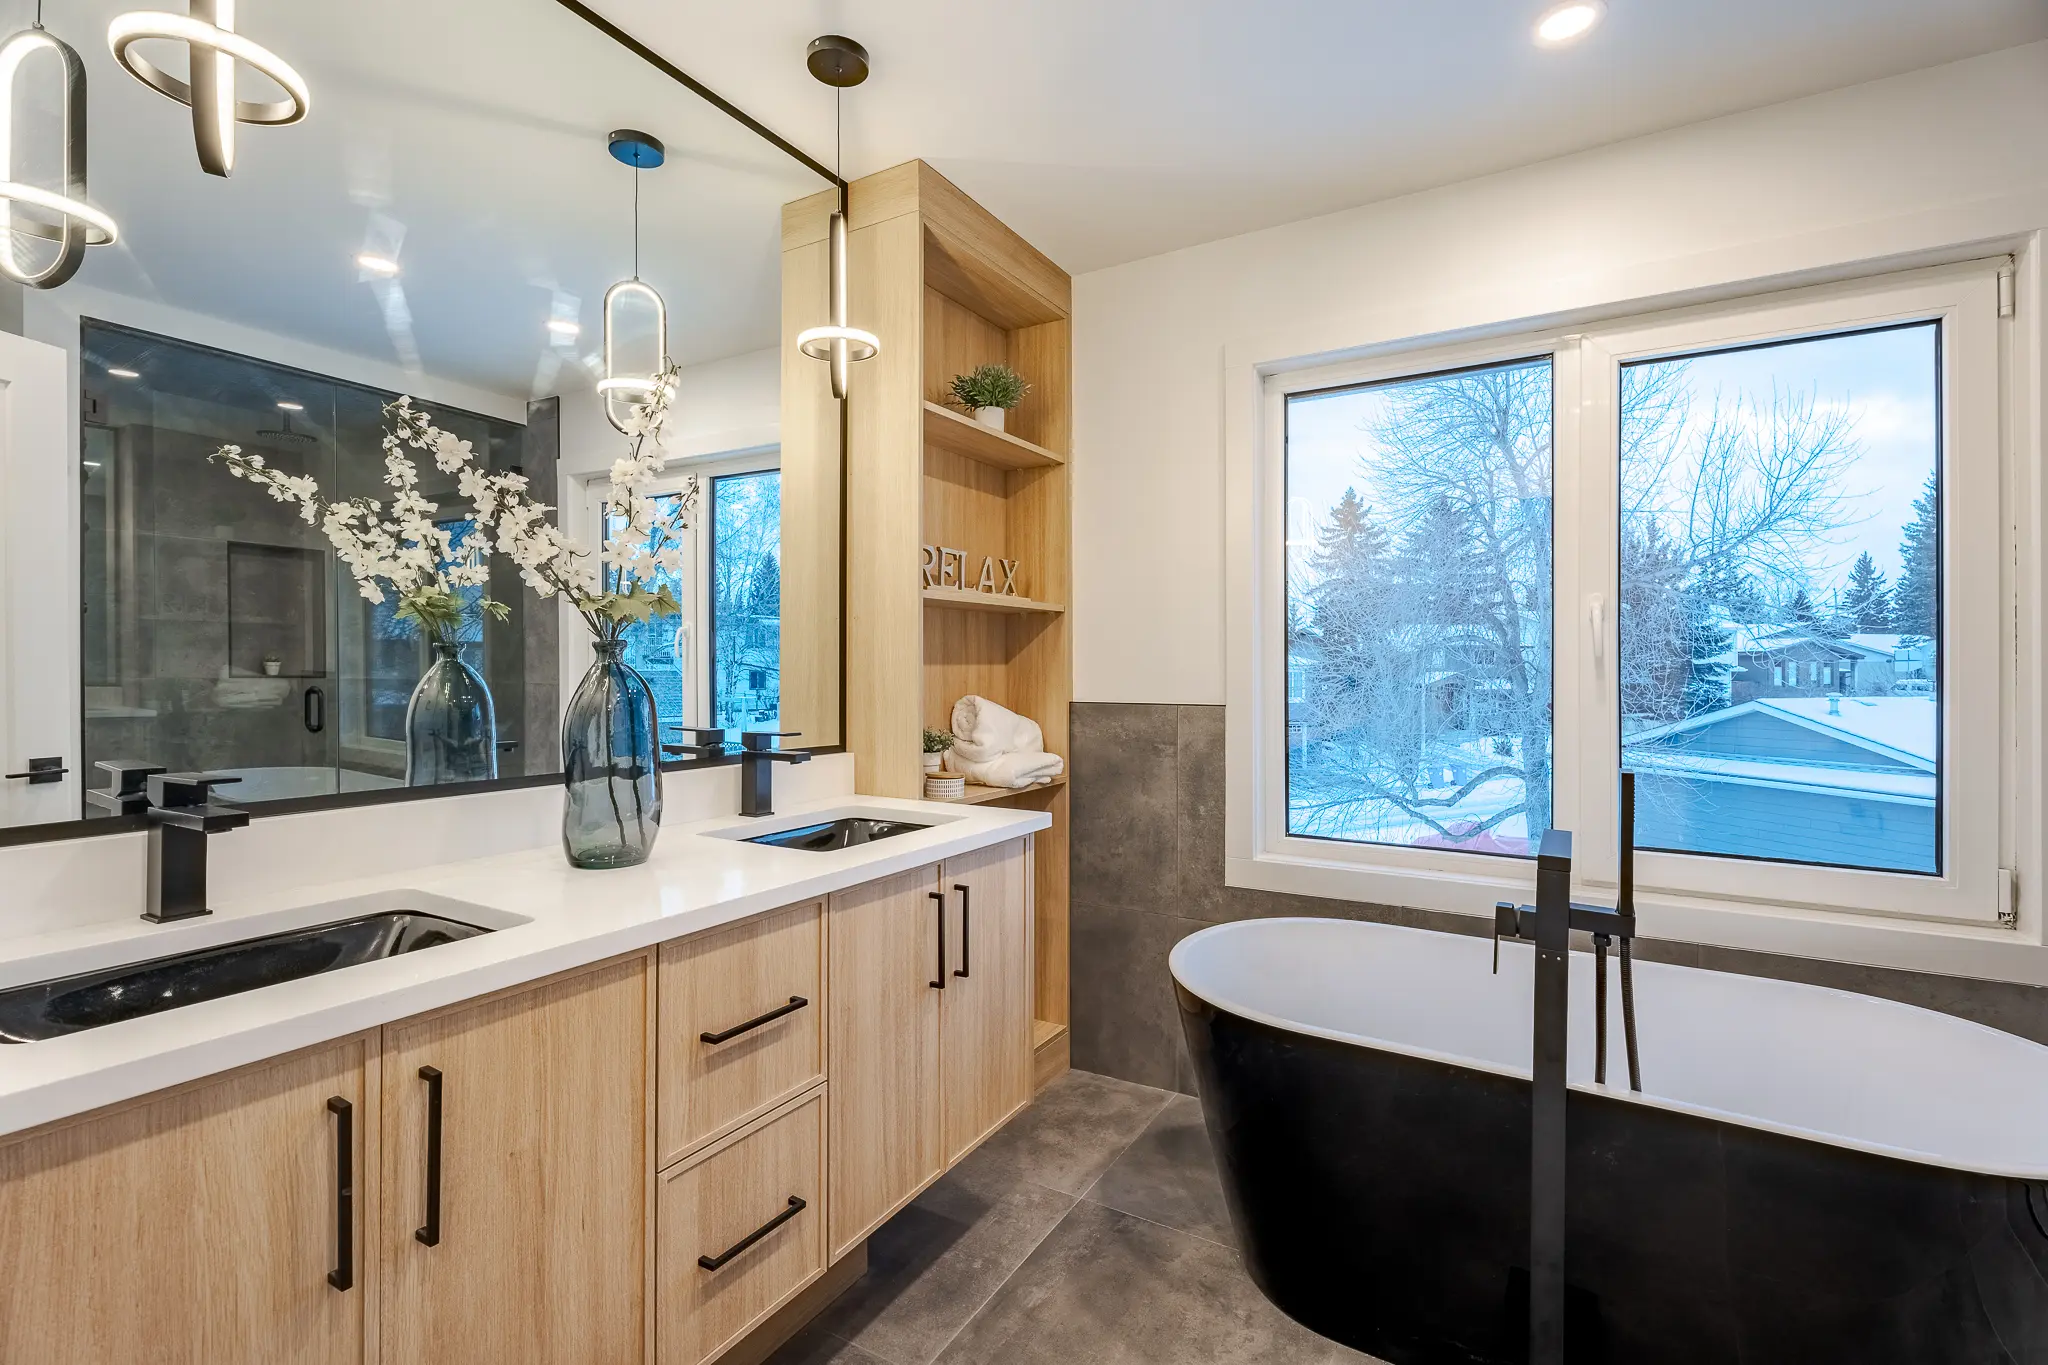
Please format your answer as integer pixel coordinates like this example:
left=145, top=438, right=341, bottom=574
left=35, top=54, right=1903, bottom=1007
left=796, top=35, right=879, bottom=400
left=598, top=129, right=669, bottom=436
left=0, top=3, right=120, bottom=288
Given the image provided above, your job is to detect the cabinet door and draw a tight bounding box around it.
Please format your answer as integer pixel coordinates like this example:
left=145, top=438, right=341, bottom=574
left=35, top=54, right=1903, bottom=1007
left=380, top=954, right=650, bottom=1365
left=0, top=1037, right=368, bottom=1364
left=939, top=837, right=1033, bottom=1163
left=827, top=863, right=942, bottom=1259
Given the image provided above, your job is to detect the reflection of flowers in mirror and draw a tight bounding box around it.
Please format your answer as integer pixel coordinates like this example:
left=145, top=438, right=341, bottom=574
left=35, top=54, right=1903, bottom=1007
left=209, top=365, right=700, bottom=647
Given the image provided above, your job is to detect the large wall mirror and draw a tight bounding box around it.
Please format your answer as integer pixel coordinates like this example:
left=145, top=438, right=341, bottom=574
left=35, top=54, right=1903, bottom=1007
left=0, top=0, right=842, bottom=838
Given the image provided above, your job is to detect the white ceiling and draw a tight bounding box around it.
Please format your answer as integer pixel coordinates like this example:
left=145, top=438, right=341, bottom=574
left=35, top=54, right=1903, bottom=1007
left=585, top=0, right=2048, bottom=275
left=18, top=0, right=825, bottom=399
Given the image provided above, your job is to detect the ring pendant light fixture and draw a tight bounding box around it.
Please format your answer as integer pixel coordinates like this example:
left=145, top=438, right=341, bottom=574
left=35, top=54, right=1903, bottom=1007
left=599, top=129, right=670, bottom=436
left=795, top=35, right=879, bottom=401
left=108, top=0, right=309, bottom=177
left=0, top=7, right=119, bottom=289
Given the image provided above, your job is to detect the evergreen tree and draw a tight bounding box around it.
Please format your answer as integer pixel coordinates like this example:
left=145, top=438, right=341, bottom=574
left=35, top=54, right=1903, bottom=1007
left=1301, top=488, right=1396, bottom=733
left=1840, top=551, right=1892, bottom=631
left=1893, top=472, right=1939, bottom=639
left=1791, top=588, right=1820, bottom=627
left=1681, top=589, right=1733, bottom=717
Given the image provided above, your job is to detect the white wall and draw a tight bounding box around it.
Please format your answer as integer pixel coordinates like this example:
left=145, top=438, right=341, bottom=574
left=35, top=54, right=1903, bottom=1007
left=1072, top=40, right=2048, bottom=704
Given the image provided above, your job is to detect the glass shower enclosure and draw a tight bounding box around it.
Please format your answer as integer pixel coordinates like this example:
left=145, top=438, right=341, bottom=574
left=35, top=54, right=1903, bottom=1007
left=79, top=320, right=559, bottom=815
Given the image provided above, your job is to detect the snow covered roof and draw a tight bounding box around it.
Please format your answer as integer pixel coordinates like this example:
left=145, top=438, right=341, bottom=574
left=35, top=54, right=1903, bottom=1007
left=1624, top=747, right=1936, bottom=805
left=1725, top=624, right=1889, bottom=660
left=1628, top=696, right=1936, bottom=770
left=1757, top=697, right=1935, bottom=766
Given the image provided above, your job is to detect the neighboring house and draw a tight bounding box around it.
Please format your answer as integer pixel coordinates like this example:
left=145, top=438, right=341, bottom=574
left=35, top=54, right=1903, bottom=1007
left=1623, top=695, right=1936, bottom=871
left=1727, top=625, right=1895, bottom=702
left=1850, top=632, right=1936, bottom=690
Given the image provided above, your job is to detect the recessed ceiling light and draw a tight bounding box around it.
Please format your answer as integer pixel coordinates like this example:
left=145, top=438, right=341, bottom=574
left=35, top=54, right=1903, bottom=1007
left=106, top=367, right=140, bottom=379
left=1534, top=0, right=1605, bottom=46
left=276, top=401, right=304, bottom=411
left=547, top=319, right=581, bottom=338
left=356, top=252, right=400, bottom=277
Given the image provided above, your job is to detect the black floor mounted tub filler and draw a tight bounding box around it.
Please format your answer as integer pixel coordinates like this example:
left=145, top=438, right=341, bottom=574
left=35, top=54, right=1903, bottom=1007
left=1173, top=782, right=2048, bottom=1364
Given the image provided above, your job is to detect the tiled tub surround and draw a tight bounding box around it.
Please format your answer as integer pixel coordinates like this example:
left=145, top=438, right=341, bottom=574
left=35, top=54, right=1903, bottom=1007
left=0, top=762, right=1048, bottom=1138
left=1070, top=702, right=2048, bottom=1092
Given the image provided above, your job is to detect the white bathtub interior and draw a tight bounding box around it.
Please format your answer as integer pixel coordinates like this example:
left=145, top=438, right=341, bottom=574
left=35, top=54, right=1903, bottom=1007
left=1171, top=917, right=2048, bottom=1180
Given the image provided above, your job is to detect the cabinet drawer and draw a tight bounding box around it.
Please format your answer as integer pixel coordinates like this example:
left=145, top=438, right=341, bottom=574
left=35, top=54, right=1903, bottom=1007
left=656, top=1088, right=827, bottom=1365
left=658, top=900, right=825, bottom=1164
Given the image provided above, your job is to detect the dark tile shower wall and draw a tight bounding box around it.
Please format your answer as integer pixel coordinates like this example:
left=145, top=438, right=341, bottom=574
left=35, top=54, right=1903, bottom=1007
left=1068, top=702, right=2048, bottom=1092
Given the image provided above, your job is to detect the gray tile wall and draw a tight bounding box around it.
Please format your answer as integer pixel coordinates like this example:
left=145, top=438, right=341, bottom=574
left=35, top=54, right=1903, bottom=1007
left=1069, top=701, right=2048, bottom=1092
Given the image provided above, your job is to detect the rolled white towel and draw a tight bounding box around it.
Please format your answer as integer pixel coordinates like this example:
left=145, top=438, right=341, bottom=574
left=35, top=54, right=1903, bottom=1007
left=950, top=695, right=1043, bottom=757
left=946, top=749, right=1064, bottom=789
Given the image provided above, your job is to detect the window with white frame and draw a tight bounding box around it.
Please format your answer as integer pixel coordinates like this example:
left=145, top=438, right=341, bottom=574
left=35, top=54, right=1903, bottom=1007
left=585, top=450, right=781, bottom=741
left=1256, top=260, right=2009, bottom=926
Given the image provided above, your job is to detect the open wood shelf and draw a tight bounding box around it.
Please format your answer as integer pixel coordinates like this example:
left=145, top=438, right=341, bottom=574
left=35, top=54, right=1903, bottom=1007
left=938, top=776, right=1067, bottom=806
left=922, top=401, right=1064, bottom=470
left=922, top=586, right=1065, bottom=616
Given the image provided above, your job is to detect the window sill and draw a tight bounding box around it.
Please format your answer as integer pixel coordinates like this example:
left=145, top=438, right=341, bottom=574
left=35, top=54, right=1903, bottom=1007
left=1226, top=850, right=2048, bottom=989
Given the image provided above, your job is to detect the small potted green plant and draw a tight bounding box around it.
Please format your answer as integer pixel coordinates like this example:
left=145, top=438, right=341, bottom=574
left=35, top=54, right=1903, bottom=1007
left=948, top=363, right=1030, bottom=433
left=922, top=727, right=955, bottom=775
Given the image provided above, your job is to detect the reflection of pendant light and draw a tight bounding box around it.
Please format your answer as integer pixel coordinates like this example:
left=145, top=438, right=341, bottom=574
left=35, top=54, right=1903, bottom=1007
left=795, top=35, right=879, bottom=401
left=108, top=0, right=309, bottom=178
left=0, top=10, right=119, bottom=289
left=600, top=129, right=669, bottom=436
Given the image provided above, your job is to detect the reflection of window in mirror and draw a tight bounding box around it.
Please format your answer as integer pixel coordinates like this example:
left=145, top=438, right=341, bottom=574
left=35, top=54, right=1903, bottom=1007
left=593, top=450, right=781, bottom=741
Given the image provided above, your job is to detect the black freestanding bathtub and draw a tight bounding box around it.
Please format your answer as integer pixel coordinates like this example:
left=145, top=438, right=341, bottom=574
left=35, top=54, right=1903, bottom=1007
left=1172, top=918, right=2048, bottom=1364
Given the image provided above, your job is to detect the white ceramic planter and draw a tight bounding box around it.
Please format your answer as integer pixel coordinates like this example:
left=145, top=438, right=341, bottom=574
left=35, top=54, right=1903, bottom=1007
left=922, top=752, right=944, bottom=775
left=974, top=406, right=1006, bottom=432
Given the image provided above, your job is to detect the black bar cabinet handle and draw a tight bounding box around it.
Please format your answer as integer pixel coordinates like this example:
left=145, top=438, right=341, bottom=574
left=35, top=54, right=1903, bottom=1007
left=304, top=686, right=326, bottom=734
left=415, top=1065, right=443, bottom=1246
left=700, top=995, right=809, bottom=1045
left=953, top=883, right=972, bottom=979
left=697, top=1196, right=807, bottom=1271
left=326, top=1096, right=353, bottom=1292
left=928, top=891, right=947, bottom=989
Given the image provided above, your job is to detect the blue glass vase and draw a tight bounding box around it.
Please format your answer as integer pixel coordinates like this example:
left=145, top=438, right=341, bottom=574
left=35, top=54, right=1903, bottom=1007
left=562, top=638, right=663, bottom=868
left=405, top=642, right=498, bottom=786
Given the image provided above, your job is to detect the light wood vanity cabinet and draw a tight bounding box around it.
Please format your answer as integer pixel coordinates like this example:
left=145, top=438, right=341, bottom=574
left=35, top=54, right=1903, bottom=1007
left=379, top=954, right=650, bottom=1365
left=826, top=838, right=1033, bottom=1258
left=0, top=1036, right=369, bottom=1364
left=0, top=838, right=1036, bottom=1365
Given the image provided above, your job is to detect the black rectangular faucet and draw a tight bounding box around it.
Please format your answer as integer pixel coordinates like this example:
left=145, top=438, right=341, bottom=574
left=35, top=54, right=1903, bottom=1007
left=737, top=732, right=809, bottom=817
left=142, top=772, right=249, bottom=922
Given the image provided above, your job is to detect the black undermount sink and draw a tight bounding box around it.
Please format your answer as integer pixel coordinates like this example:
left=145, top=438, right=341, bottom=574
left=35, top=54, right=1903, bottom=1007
left=745, top=817, right=931, bottom=852
left=0, top=911, right=491, bottom=1044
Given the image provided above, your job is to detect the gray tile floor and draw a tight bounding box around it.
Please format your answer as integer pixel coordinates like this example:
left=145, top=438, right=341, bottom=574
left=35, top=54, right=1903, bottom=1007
left=766, top=1070, right=1380, bottom=1365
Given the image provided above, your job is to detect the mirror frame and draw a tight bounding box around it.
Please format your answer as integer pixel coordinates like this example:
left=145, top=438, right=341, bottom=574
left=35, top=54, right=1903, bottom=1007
left=0, top=0, right=847, bottom=849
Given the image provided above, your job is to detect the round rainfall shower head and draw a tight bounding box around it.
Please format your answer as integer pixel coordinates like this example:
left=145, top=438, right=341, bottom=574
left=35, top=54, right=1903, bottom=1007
left=608, top=129, right=666, bottom=169
left=254, top=410, right=316, bottom=444
left=805, top=35, right=870, bottom=88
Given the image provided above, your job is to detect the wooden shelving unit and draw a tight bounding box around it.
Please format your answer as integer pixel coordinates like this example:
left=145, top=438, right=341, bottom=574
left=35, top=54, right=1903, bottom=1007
left=922, top=586, right=1065, bottom=616
left=785, top=161, right=1073, bottom=1092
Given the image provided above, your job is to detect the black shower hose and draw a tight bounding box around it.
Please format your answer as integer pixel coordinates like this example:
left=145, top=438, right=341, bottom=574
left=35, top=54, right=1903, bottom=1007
left=1620, top=936, right=1642, bottom=1092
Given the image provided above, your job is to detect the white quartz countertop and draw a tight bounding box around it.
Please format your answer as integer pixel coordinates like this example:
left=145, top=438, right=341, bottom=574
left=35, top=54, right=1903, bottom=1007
left=0, top=794, right=1050, bottom=1139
